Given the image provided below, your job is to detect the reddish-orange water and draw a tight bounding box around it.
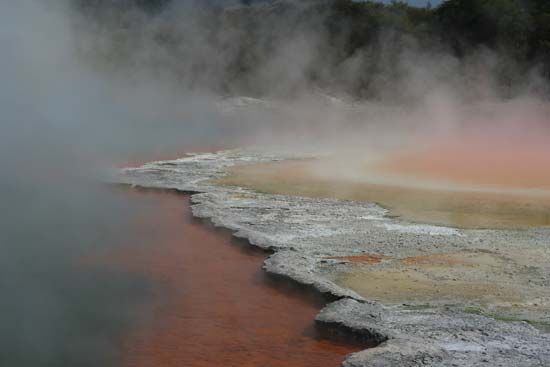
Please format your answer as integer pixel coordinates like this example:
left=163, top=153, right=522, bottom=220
left=115, top=189, right=362, bottom=367
left=378, top=129, right=550, bottom=190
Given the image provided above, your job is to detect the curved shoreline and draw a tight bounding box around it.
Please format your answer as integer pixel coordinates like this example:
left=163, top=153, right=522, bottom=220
left=119, top=149, right=550, bottom=367
left=117, top=188, right=365, bottom=367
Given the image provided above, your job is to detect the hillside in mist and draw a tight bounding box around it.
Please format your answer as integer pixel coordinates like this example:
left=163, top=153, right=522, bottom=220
left=75, top=0, right=550, bottom=100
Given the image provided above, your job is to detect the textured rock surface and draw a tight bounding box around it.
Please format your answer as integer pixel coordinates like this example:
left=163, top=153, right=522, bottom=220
left=119, top=149, right=550, bottom=367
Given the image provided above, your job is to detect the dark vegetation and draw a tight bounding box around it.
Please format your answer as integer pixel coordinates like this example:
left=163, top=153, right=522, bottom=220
left=74, top=0, right=550, bottom=98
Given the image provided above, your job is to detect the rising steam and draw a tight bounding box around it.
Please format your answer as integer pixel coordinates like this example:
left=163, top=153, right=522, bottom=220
left=1, top=0, right=549, bottom=365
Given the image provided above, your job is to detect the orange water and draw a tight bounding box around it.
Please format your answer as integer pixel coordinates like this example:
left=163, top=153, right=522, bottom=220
left=376, top=129, right=550, bottom=190
left=115, top=189, right=363, bottom=367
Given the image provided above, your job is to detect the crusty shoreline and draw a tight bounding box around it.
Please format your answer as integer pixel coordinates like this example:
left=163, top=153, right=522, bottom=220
left=119, top=148, right=550, bottom=367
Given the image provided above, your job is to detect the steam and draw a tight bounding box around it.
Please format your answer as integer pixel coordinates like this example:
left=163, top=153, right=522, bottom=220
left=0, top=2, right=228, bottom=366
left=70, top=0, right=550, bottom=150
left=1, top=0, right=549, bottom=365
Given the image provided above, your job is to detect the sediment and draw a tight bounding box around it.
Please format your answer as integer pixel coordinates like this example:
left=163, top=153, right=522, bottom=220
left=119, top=148, right=550, bottom=367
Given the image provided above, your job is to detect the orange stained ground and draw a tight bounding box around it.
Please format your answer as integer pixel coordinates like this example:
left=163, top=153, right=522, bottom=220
left=115, top=189, right=362, bottom=367
left=377, top=129, right=550, bottom=190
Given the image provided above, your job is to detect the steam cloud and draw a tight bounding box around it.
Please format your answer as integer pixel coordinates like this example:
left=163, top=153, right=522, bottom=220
left=69, top=0, right=550, bottom=150
left=1, top=0, right=549, bottom=366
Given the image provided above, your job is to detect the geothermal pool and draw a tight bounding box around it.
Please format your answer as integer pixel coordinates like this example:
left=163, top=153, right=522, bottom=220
left=115, top=188, right=363, bottom=367
left=216, top=136, right=550, bottom=229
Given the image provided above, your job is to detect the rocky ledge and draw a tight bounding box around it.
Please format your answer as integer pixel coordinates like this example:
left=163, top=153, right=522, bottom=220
left=119, top=148, right=550, bottom=367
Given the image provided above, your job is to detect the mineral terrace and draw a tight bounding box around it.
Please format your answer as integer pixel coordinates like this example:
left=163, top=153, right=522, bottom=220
left=119, top=148, right=550, bottom=367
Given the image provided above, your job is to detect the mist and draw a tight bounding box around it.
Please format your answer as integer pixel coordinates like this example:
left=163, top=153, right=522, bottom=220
left=0, top=1, right=234, bottom=366
left=69, top=0, right=550, bottom=150
left=2, top=0, right=550, bottom=365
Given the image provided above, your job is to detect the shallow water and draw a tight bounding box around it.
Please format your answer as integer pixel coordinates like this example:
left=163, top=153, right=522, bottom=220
left=217, top=158, right=550, bottom=229
left=115, top=189, right=362, bottom=367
